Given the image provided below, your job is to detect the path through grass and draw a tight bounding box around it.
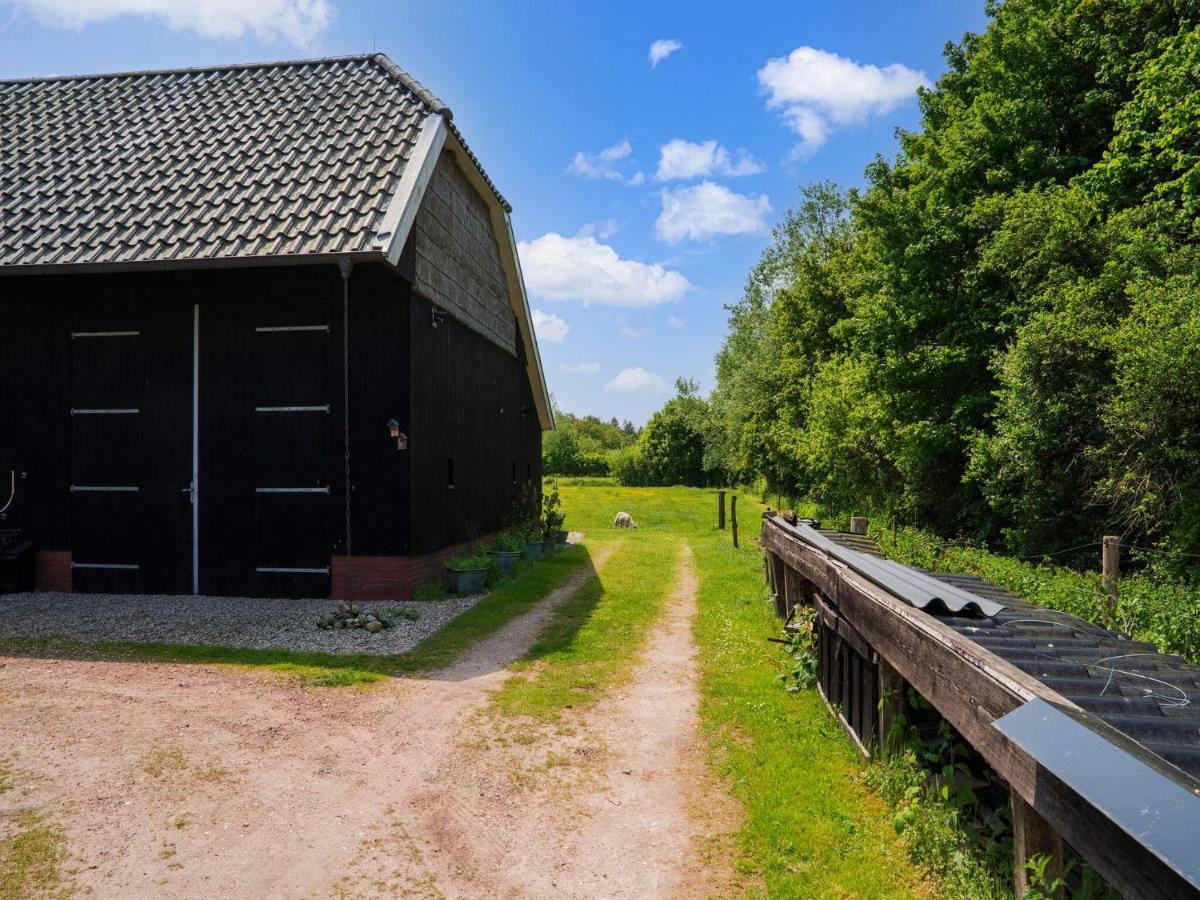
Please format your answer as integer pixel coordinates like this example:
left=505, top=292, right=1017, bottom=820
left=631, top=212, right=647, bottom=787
left=554, top=479, right=932, bottom=898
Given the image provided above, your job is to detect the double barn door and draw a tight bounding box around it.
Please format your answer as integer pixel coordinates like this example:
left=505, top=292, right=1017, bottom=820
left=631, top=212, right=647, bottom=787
left=69, top=297, right=336, bottom=597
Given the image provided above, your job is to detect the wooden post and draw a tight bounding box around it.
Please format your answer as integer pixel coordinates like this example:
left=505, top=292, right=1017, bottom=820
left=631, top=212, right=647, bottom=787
left=1102, top=535, right=1120, bottom=624
left=849, top=516, right=868, bottom=535
left=1011, top=792, right=1064, bottom=899
left=717, top=490, right=726, bottom=530
left=877, top=658, right=905, bottom=754
left=891, top=515, right=897, bottom=546
left=731, top=495, right=739, bottom=549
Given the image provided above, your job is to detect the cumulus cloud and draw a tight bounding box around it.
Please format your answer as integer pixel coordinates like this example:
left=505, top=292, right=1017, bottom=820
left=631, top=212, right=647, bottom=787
left=655, top=139, right=763, bottom=181
left=666, top=314, right=684, bottom=329
left=559, top=361, right=600, bottom=375
left=758, top=46, right=927, bottom=157
left=517, top=233, right=693, bottom=308
left=648, top=38, right=682, bottom=68
left=567, top=139, right=645, bottom=186
left=619, top=323, right=643, bottom=339
left=656, top=182, right=771, bottom=243
left=606, top=367, right=668, bottom=394
left=577, top=218, right=619, bottom=240
left=12, top=0, right=333, bottom=46
left=531, top=309, right=569, bottom=344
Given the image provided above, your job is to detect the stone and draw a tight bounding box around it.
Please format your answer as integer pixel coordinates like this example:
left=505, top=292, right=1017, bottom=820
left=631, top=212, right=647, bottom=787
left=366, top=621, right=383, bottom=633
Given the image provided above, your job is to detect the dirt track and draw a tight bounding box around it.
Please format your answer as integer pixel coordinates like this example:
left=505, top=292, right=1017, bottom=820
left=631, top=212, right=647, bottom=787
left=0, top=540, right=734, bottom=898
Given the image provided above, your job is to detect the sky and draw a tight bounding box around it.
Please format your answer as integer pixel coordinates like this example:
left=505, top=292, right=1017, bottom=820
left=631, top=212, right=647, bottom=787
left=0, top=0, right=990, bottom=425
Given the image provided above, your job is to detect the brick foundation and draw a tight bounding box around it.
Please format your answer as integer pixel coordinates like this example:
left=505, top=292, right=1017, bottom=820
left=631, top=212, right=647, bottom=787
left=35, top=551, right=72, bottom=592
left=331, top=533, right=497, bottom=601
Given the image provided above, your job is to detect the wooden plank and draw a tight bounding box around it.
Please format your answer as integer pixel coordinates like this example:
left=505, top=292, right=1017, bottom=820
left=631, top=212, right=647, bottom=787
left=762, top=516, right=1199, bottom=900
left=1011, top=791, right=1064, bottom=899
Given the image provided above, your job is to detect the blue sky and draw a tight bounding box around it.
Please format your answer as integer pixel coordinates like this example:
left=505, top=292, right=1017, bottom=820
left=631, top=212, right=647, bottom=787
left=0, top=0, right=988, bottom=424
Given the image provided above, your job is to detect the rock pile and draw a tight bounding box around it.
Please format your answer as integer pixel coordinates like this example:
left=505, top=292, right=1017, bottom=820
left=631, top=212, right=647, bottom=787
left=317, top=603, right=390, bottom=633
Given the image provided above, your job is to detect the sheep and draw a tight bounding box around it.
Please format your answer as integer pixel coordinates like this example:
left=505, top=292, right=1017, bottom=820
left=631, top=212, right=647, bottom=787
left=613, top=511, right=639, bottom=529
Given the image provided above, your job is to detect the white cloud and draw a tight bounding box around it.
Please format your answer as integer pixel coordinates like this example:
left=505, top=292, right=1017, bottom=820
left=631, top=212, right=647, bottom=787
left=648, top=38, right=682, bottom=68
left=666, top=314, right=684, bottom=329
left=655, top=139, right=763, bottom=181
left=559, top=361, right=600, bottom=375
left=12, top=0, right=333, bottom=46
left=531, top=309, right=569, bottom=344
left=606, top=367, right=668, bottom=394
left=656, top=182, right=771, bottom=243
left=758, top=46, right=927, bottom=157
left=517, top=233, right=693, bottom=308
left=577, top=218, right=619, bottom=240
left=619, top=324, right=643, bottom=339
left=567, top=139, right=645, bottom=186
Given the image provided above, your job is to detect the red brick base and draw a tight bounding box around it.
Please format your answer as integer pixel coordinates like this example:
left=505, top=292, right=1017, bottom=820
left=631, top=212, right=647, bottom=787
left=35, top=551, right=72, bottom=592
left=331, top=534, right=497, bottom=601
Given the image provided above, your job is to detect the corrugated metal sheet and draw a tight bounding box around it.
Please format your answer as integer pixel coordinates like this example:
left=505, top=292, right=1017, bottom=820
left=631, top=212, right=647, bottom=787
left=0, top=54, right=508, bottom=270
left=791, top=522, right=1007, bottom=617
left=810, top=527, right=1200, bottom=785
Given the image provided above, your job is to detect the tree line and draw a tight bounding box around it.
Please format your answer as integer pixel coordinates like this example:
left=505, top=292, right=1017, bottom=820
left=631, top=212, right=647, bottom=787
left=590, top=1, right=1200, bottom=573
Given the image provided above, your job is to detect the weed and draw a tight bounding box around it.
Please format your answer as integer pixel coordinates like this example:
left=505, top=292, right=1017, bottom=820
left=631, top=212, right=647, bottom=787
left=0, top=811, right=68, bottom=900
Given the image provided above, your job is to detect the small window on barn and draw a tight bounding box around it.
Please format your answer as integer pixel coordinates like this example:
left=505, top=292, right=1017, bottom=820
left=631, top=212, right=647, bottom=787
left=447, top=458, right=455, bottom=491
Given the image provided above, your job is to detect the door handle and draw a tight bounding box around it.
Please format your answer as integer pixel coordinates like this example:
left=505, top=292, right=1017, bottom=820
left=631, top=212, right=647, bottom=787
left=182, top=482, right=195, bottom=505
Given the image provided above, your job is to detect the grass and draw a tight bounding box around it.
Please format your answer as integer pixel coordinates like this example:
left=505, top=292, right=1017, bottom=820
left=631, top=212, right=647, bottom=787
left=552, top=480, right=932, bottom=898
left=0, top=812, right=68, bottom=900
left=492, top=532, right=678, bottom=720
left=0, top=547, right=592, bottom=686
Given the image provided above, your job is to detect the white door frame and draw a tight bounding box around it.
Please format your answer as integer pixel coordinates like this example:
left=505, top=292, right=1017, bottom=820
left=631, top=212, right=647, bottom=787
left=191, top=303, right=200, bottom=594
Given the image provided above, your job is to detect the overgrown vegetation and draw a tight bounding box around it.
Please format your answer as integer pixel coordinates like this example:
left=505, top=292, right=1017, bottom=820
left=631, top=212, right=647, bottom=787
left=627, top=2, right=1200, bottom=578
left=541, top=410, right=638, bottom=477
left=0, top=811, right=68, bottom=900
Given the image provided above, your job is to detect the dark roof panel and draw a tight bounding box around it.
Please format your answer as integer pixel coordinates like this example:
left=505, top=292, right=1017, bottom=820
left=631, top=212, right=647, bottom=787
left=0, top=54, right=508, bottom=271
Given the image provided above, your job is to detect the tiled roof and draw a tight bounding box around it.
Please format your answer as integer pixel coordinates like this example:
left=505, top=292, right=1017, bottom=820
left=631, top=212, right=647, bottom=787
left=0, top=54, right=508, bottom=270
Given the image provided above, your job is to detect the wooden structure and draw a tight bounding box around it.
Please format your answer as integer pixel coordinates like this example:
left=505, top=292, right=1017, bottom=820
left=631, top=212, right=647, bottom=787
left=762, top=512, right=1200, bottom=899
left=0, top=55, right=551, bottom=599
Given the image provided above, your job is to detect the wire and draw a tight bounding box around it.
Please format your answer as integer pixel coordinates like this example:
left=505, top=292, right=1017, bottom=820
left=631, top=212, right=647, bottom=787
left=0, top=471, right=13, bottom=515
left=1015, top=541, right=1102, bottom=560
left=1118, top=542, right=1200, bottom=560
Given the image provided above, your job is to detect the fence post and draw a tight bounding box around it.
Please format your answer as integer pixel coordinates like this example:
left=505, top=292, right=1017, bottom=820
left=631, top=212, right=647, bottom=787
left=718, top=490, right=726, bottom=530
left=731, top=495, right=739, bottom=549
left=849, top=516, right=868, bottom=535
left=1011, top=792, right=1064, bottom=899
left=1102, top=535, right=1120, bottom=623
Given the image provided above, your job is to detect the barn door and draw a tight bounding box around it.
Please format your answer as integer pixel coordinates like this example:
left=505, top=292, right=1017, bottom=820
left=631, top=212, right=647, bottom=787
left=68, top=300, right=194, bottom=593
left=199, top=297, right=334, bottom=598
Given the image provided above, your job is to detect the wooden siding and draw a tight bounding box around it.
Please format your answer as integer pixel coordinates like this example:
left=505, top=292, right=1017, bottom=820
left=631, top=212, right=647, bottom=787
left=407, top=292, right=542, bottom=556
left=411, top=151, right=516, bottom=355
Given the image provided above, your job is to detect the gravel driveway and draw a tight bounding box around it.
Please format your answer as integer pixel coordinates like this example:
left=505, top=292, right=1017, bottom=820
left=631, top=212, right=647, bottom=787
left=0, top=591, right=486, bottom=655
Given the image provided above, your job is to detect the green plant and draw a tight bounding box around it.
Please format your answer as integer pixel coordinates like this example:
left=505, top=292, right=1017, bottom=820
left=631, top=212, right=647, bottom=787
left=490, top=531, right=524, bottom=553
left=445, top=548, right=493, bottom=571
left=542, top=483, right=566, bottom=534
left=775, top=607, right=818, bottom=692
left=1022, top=855, right=1071, bottom=900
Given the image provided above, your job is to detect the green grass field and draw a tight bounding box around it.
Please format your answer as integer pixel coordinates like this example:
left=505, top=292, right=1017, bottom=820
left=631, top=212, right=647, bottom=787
left=552, top=479, right=931, bottom=898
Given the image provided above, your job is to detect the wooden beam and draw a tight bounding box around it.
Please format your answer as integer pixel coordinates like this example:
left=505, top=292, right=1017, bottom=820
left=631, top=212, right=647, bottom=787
left=849, top=516, right=868, bottom=535
left=1011, top=792, right=1064, bottom=899
left=718, top=491, right=726, bottom=530
left=760, top=517, right=1200, bottom=899
left=878, top=657, right=905, bottom=754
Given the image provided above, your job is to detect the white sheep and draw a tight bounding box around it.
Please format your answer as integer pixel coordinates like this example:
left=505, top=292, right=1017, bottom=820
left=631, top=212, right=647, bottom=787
left=613, top=511, right=639, bottom=529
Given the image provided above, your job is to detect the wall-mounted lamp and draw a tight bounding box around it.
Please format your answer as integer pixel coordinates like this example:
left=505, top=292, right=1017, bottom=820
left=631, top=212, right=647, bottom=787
left=386, top=419, right=408, bottom=450
left=431, top=309, right=449, bottom=328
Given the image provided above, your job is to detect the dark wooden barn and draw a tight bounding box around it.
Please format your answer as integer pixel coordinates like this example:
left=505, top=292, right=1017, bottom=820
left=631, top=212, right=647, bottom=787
left=0, top=54, right=553, bottom=600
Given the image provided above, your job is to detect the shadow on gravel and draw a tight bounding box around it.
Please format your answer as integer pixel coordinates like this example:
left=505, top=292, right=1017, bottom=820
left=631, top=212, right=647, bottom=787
left=0, top=543, right=602, bottom=687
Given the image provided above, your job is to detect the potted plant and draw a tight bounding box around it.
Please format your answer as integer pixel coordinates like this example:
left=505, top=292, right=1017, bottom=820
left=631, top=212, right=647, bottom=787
left=542, top=484, right=567, bottom=546
left=488, top=531, right=524, bottom=574
left=520, top=522, right=544, bottom=561
left=443, top=549, right=492, bottom=594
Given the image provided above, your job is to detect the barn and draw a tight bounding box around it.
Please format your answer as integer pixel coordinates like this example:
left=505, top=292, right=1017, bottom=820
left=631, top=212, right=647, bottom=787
left=0, top=54, right=553, bottom=600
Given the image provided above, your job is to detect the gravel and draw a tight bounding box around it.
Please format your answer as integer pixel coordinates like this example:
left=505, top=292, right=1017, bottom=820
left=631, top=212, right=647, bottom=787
left=0, top=591, right=488, bottom=656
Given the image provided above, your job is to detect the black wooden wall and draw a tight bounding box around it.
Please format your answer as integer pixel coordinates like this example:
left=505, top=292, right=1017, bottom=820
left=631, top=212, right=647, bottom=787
left=0, top=260, right=540, bottom=596
left=407, top=292, right=543, bottom=555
